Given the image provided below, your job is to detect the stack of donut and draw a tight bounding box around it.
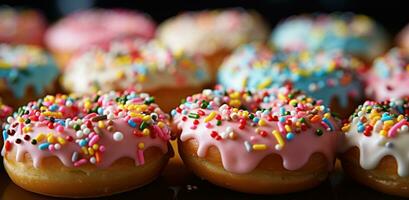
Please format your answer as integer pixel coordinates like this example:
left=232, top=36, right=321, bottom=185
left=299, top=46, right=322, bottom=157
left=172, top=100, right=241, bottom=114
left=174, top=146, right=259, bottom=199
left=2, top=5, right=409, bottom=198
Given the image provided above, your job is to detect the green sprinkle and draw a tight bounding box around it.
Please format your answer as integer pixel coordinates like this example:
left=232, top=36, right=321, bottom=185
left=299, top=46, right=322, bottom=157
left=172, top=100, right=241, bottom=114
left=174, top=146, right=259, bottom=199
left=188, top=113, right=200, bottom=119
left=139, top=121, right=148, bottom=130
left=315, top=129, right=323, bottom=136
left=216, top=120, right=222, bottom=126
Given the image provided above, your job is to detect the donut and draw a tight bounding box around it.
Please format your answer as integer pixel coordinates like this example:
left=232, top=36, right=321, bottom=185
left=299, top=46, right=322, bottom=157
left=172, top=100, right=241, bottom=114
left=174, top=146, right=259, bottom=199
left=62, top=39, right=211, bottom=113
left=1, top=90, right=172, bottom=197
left=218, top=43, right=365, bottom=118
left=270, top=13, right=388, bottom=62
left=157, top=8, right=269, bottom=79
left=340, top=99, right=409, bottom=197
left=45, top=9, right=156, bottom=67
left=0, top=44, right=59, bottom=108
left=171, top=86, right=341, bottom=194
left=397, top=23, right=409, bottom=53
left=0, top=7, right=47, bottom=46
left=365, top=48, right=409, bottom=101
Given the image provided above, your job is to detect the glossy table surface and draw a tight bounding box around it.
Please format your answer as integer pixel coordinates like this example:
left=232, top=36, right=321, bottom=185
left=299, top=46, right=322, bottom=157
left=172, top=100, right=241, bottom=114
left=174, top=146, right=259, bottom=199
left=0, top=156, right=407, bottom=200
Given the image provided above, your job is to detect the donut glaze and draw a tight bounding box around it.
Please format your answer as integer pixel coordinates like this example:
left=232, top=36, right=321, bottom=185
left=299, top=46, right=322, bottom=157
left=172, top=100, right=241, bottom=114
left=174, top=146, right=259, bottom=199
left=2, top=90, right=171, bottom=168
left=62, top=40, right=210, bottom=95
left=270, top=13, right=388, bottom=61
left=45, top=9, right=156, bottom=52
left=0, top=44, right=59, bottom=99
left=157, top=8, right=268, bottom=55
left=0, top=7, right=46, bottom=46
left=365, top=48, right=409, bottom=101
left=172, top=86, right=341, bottom=174
left=341, top=99, right=409, bottom=177
left=218, top=44, right=365, bottom=108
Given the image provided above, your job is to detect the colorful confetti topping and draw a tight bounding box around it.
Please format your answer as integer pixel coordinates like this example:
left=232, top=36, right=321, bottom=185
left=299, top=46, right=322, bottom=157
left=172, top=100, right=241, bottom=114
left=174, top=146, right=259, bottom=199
left=173, top=86, right=340, bottom=173
left=1, top=90, right=171, bottom=168
left=218, top=43, right=365, bottom=108
left=62, top=39, right=210, bottom=95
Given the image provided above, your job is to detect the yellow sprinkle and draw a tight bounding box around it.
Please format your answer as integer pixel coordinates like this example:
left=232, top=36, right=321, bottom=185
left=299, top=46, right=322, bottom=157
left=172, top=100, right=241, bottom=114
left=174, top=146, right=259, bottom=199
left=92, top=144, right=99, bottom=150
left=258, top=119, right=266, bottom=126
left=341, top=125, right=350, bottom=132
left=98, top=121, right=105, bottom=128
left=229, top=92, right=240, bottom=99
left=57, top=137, right=66, bottom=145
left=47, top=135, right=56, bottom=143
left=285, top=125, right=292, bottom=132
left=241, top=76, right=248, bottom=88
left=137, top=74, right=146, bottom=83
left=142, top=115, right=151, bottom=121
left=142, top=128, right=150, bottom=136
left=138, top=142, right=145, bottom=149
left=81, top=147, right=88, bottom=155
left=324, top=113, right=331, bottom=119
left=35, top=133, right=45, bottom=142
left=229, top=99, right=241, bottom=108
left=272, top=130, right=285, bottom=147
left=398, top=115, right=405, bottom=121
left=204, top=111, right=217, bottom=123
left=115, top=71, right=125, bottom=79
left=88, top=147, right=95, bottom=155
left=384, top=120, right=394, bottom=126
left=242, top=111, right=249, bottom=118
left=252, top=144, right=267, bottom=151
left=257, top=78, right=272, bottom=89
left=158, top=122, right=165, bottom=128
left=380, top=130, right=387, bottom=136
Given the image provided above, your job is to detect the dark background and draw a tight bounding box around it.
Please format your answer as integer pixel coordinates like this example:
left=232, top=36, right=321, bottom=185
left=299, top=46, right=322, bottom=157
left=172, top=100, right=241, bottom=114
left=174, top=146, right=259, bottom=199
left=1, top=0, right=409, bottom=37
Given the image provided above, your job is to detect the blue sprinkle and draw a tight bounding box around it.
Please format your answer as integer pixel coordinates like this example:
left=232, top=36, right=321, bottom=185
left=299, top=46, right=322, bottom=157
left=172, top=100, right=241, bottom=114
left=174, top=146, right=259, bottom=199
left=357, top=125, right=365, bottom=133
left=381, top=113, right=392, bottom=121
left=182, top=110, right=188, bottom=115
left=280, top=107, right=285, bottom=115
left=97, top=107, right=104, bottom=115
left=128, top=119, right=137, bottom=128
left=171, top=109, right=177, bottom=116
left=2, top=130, right=8, bottom=140
left=38, top=143, right=50, bottom=150
left=79, top=139, right=87, bottom=147
left=286, top=133, right=295, bottom=140
left=279, top=116, right=286, bottom=123
left=323, top=118, right=334, bottom=131
left=253, top=117, right=259, bottom=123
left=49, top=104, right=58, bottom=111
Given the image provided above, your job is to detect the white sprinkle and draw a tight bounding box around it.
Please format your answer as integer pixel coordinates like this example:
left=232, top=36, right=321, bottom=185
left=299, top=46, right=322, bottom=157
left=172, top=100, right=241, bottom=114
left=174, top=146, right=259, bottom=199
left=401, top=125, right=409, bottom=132
left=7, top=116, right=13, bottom=124
left=275, top=144, right=282, bottom=150
left=107, top=113, right=115, bottom=120
left=71, top=152, right=79, bottom=162
left=90, top=157, right=96, bottom=164
left=54, top=144, right=61, bottom=150
left=113, top=132, right=124, bottom=141
left=244, top=141, right=252, bottom=152
left=76, top=131, right=84, bottom=138
left=83, top=128, right=91, bottom=134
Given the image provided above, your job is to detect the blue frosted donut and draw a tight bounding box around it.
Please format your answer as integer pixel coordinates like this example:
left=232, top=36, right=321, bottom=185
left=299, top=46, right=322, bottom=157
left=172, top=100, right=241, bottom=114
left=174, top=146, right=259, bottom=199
left=217, top=43, right=365, bottom=113
left=270, top=13, right=388, bottom=61
left=0, top=44, right=59, bottom=105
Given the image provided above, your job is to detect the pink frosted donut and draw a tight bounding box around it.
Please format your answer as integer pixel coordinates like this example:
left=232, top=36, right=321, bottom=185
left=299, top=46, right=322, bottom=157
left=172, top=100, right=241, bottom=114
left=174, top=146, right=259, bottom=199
left=365, top=48, right=409, bottom=101
left=45, top=9, right=156, bottom=53
left=0, top=7, right=47, bottom=46
left=2, top=91, right=172, bottom=197
left=172, top=86, right=341, bottom=194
